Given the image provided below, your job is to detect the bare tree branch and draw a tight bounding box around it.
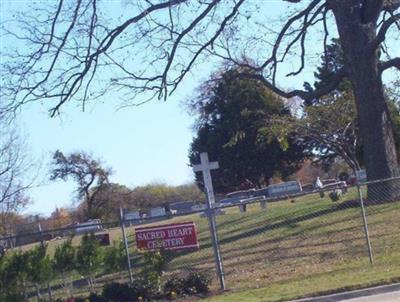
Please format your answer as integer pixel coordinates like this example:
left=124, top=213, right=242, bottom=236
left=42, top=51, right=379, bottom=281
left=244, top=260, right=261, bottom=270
left=372, top=12, right=400, bottom=51
left=241, top=67, right=347, bottom=101
left=0, top=118, right=37, bottom=231
left=379, top=57, right=400, bottom=71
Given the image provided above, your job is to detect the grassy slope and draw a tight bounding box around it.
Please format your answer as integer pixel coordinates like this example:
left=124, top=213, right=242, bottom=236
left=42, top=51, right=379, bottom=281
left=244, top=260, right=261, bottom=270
left=158, top=188, right=400, bottom=301
left=15, top=188, right=400, bottom=301
left=202, top=189, right=400, bottom=301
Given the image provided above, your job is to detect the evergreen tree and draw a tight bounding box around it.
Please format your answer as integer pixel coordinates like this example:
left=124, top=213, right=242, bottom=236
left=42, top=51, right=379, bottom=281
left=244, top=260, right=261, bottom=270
left=75, top=234, right=103, bottom=290
left=189, top=66, right=304, bottom=192
left=53, top=240, right=75, bottom=297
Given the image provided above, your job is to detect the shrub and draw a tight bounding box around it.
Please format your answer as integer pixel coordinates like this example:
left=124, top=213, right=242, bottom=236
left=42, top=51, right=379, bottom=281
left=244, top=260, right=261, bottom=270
left=76, top=234, right=103, bottom=290
left=0, top=292, right=24, bottom=302
left=27, top=245, right=54, bottom=301
left=0, top=252, right=26, bottom=302
left=53, top=240, right=75, bottom=273
left=183, top=272, right=211, bottom=294
left=102, top=282, right=131, bottom=301
left=163, top=275, right=185, bottom=297
left=329, top=190, right=342, bottom=202
left=53, top=240, right=75, bottom=296
left=102, top=280, right=156, bottom=302
left=55, top=296, right=91, bottom=302
left=103, top=240, right=125, bottom=274
left=88, top=292, right=107, bottom=302
left=141, top=250, right=171, bottom=291
left=56, top=297, right=86, bottom=302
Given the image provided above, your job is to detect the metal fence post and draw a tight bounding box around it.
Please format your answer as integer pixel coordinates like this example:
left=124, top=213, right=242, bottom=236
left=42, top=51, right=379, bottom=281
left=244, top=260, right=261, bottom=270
left=357, top=184, right=374, bottom=265
left=205, top=189, right=226, bottom=290
left=120, top=208, right=134, bottom=283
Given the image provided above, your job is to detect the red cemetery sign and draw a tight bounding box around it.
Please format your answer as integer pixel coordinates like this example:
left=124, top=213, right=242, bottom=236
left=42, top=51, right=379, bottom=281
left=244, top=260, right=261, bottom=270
left=135, top=222, right=199, bottom=251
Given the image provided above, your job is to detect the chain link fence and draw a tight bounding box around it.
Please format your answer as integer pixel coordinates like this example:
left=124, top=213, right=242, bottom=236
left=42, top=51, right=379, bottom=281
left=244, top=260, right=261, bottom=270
left=1, top=176, right=400, bottom=300
left=214, top=176, right=400, bottom=293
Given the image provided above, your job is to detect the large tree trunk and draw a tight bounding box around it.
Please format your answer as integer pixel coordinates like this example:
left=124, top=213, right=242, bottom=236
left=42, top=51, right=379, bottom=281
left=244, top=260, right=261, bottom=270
left=332, top=1, right=400, bottom=202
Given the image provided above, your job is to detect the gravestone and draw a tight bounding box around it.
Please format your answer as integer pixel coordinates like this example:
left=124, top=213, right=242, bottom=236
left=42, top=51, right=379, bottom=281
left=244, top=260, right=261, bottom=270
left=260, top=200, right=267, bottom=209
left=125, top=211, right=140, bottom=221
left=356, top=169, right=367, bottom=184
left=149, top=206, right=166, bottom=217
left=239, top=204, right=247, bottom=213
left=267, top=181, right=302, bottom=198
left=191, top=203, right=206, bottom=211
left=94, top=233, right=110, bottom=246
left=75, top=219, right=102, bottom=234
left=169, top=201, right=196, bottom=214
left=124, top=211, right=141, bottom=226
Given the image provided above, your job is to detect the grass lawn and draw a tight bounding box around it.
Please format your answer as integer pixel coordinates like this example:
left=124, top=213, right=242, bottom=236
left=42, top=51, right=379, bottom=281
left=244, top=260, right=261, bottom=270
left=13, top=187, right=400, bottom=301
left=205, top=262, right=400, bottom=302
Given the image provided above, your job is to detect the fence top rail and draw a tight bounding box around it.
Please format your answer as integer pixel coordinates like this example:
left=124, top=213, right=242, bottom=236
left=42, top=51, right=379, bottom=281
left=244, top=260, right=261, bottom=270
left=358, top=175, right=400, bottom=186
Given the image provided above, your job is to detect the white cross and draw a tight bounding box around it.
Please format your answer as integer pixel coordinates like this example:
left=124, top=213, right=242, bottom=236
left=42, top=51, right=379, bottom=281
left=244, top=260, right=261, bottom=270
left=193, top=152, right=219, bottom=205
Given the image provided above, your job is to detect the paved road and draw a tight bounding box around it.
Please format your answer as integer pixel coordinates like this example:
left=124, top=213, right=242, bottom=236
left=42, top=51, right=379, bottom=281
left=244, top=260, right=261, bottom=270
left=342, top=291, right=400, bottom=302
left=290, top=283, right=400, bottom=302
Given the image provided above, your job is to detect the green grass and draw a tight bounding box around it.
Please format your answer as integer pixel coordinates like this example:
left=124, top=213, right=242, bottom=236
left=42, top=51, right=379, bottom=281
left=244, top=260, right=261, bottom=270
left=14, top=188, right=400, bottom=301
left=205, top=261, right=400, bottom=302
left=200, top=191, right=400, bottom=301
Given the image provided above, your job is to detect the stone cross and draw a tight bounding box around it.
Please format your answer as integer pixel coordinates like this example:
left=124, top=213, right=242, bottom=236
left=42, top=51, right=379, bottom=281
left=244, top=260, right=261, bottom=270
left=193, top=152, right=219, bottom=205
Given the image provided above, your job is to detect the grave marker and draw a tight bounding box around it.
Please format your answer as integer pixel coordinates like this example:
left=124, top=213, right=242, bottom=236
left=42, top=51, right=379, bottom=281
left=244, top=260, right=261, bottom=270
left=149, top=206, right=166, bottom=217
left=192, top=152, right=225, bottom=290
left=193, top=152, right=219, bottom=204
left=94, top=233, right=110, bottom=246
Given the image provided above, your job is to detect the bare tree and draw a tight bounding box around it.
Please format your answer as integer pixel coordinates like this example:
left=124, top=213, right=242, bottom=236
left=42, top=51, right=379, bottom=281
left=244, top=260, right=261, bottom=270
left=1, top=0, right=399, bottom=198
left=50, top=150, right=111, bottom=219
left=0, top=118, right=35, bottom=234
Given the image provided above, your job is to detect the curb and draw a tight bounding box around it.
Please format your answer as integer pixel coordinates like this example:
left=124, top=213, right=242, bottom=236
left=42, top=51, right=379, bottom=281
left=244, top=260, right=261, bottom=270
left=289, top=282, right=400, bottom=302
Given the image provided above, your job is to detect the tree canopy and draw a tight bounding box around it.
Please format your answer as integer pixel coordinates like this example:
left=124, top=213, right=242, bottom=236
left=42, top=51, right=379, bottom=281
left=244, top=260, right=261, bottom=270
left=69, top=182, right=204, bottom=221
left=189, top=67, right=304, bottom=192
left=50, top=150, right=111, bottom=219
left=1, top=0, right=399, bottom=191
left=303, top=39, right=400, bottom=169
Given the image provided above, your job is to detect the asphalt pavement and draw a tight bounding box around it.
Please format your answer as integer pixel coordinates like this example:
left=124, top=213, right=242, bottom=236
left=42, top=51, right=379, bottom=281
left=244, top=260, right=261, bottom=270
left=290, top=283, right=400, bottom=302
left=342, top=291, right=400, bottom=301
